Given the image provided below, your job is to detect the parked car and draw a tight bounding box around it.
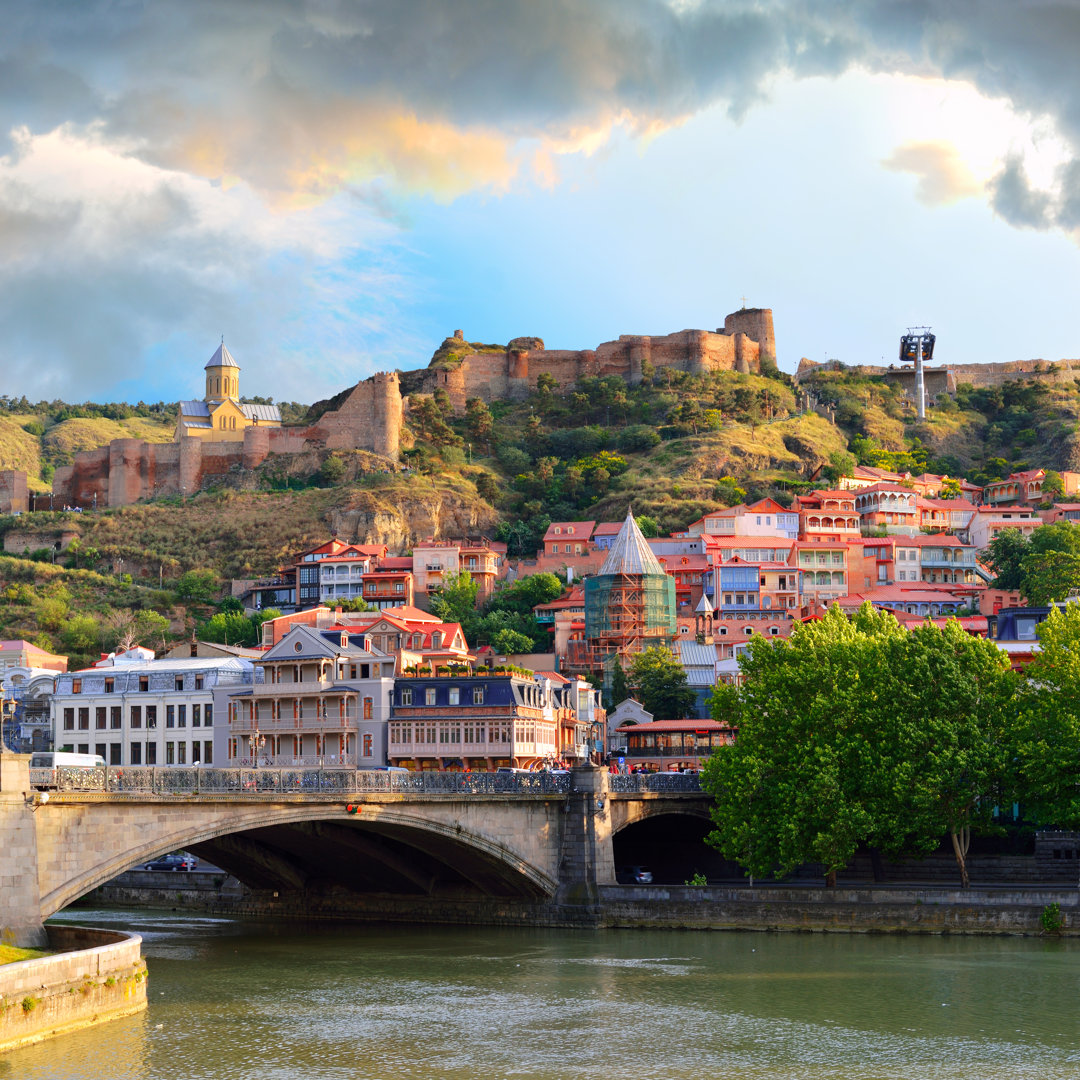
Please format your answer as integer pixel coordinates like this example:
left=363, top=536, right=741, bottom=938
left=144, top=854, right=198, bottom=872
left=617, top=865, right=653, bottom=884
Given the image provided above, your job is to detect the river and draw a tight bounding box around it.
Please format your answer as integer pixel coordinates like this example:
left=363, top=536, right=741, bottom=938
left=3, top=909, right=1080, bottom=1079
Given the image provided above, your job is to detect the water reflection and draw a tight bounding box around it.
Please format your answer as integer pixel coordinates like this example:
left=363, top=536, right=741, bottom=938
left=4, top=910, right=1080, bottom=1080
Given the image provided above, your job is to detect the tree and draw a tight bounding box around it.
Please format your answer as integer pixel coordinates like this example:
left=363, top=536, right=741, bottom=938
left=628, top=646, right=695, bottom=720
left=939, top=478, right=962, bottom=499
left=636, top=515, right=660, bottom=539
left=464, top=398, right=494, bottom=450
left=1014, top=605, right=1080, bottom=827
left=175, top=569, right=221, bottom=604
left=701, top=605, right=1018, bottom=888
left=318, top=453, right=347, bottom=485
left=429, top=572, right=479, bottom=625
left=986, top=522, right=1080, bottom=603
left=1042, top=470, right=1065, bottom=503
left=490, top=628, right=534, bottom=655
left=609, top=661, right=629, bottom=709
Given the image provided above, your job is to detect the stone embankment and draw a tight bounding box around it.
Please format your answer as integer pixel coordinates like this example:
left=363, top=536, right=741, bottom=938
left=0, top=925, right=146, bottom=1054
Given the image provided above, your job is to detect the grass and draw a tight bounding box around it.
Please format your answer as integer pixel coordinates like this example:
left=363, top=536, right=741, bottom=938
left=0, top=945, right=50, bottom=965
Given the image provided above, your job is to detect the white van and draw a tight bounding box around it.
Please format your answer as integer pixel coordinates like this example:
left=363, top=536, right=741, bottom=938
left=29, top=751, right=107, bottom=789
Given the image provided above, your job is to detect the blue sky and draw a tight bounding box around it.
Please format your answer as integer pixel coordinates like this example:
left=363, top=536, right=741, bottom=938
left=4, top=2, right=1080, bottom=404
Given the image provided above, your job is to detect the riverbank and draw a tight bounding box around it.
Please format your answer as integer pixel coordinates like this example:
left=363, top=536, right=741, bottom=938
left=81, top=872, right=1080, bottom=935
left=0, top=926, right=146, bottom=1054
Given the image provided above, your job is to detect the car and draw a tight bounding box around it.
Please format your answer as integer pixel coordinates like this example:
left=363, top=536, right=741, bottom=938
left=143, top=854, right=198, bottom=872
left=617, top=865, right=654, bottom=884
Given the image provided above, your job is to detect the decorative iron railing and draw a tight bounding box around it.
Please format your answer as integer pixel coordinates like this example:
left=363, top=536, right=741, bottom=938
left=608, top=773, right=703, bottom=793
left=27, top=766, right=575, bottom=796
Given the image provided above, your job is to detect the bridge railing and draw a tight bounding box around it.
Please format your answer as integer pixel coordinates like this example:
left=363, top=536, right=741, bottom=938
left=27, top=766, right=574, bottom=796
left=608, top=773, right=703, bottom=794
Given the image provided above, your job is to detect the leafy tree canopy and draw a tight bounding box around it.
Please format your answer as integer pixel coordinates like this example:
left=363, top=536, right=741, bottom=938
left=628, top=645, right=695, bottom=720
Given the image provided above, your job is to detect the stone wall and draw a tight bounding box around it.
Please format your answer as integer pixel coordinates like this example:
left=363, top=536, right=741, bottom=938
left=427, top=310, right=775, bottom=412
left=51, top=372, right=403, bottom=508
left=0, top=925, right=146, bottom=1053
left=796, top=356, right=1080, bottom=393
left=0, top=471, right=28, bottom=514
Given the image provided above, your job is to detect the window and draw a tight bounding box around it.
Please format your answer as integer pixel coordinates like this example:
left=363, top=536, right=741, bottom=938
left=95, top=743, right=106, bottom=760
left=166, top=705, right=175, bottom=728
left=75, top=707, right=88, bottom=729
left=131, top=743, right=142, bottom=765
left=472, top=686, right=484, bottom=705
left=195, top=675, right=204, bottom=690
left=130, top=706, right=142, bottom=729
left=425, top=688, right=437, bottom=706
left=96, top=707, right=107, bottom=730
left=203, top=741, right=213, bottom=765
left=110, top=706, right=122, bottom=729
left=139, top=676, right=149, bottom=692
left=177, top=742, right=186, bottom=765
left=146, top=743, right=157, bottom=765
left=401, top=688, right=413, bottom=706
left=110, top=744, right=122, bottom=765
left=146, top=706, right=157, bottom=729
left=178, top=705, right=187, bottom=728
left=362, top=733, right=373, bottom=757
left=175, top=677, right=184, bottom=692
left=72, top=679, right=82, bottom=694
left=363, top=697, right=373, bottom=720
left=104, top=678, right=114, bottom=694
left=449, top=687, right=460, bottom=705
left=165, top=742, right=175, bottom=765
left=192, top=704, right=201, bottom=727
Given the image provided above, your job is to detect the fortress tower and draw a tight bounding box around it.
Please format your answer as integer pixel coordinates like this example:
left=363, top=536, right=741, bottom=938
left=723, top=308, right=776, bottom=364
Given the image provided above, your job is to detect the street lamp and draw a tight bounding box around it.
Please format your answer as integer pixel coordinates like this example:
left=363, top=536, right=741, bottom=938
left=248, top=729, right=265, bottom=769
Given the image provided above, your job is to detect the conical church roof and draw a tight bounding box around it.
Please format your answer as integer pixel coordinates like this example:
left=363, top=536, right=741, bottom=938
left=205, top=342, right=240, bottom=370
left=597, top=511, right=666, bottom=577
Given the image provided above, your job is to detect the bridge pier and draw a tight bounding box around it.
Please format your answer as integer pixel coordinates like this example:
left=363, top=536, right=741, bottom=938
left=556, top=767, right=616, bottom=917
left=0, top=748, right=47, bottom=948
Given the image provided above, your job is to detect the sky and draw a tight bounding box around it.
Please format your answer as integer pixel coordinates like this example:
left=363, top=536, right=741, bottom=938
left=5, top=1, right=1080, bottom=405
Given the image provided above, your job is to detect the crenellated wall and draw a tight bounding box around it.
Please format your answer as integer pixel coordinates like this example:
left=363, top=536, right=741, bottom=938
left=426, top=310, right=775, bottom=412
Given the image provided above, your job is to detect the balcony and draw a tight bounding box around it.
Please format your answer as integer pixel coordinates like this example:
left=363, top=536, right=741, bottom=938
left=254, top=680, right=351, bottom=696
left=233, top=715, right=356, bottom=732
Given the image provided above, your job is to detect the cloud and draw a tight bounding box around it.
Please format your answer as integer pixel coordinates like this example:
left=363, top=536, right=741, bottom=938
left=988, top=154, right=1054, bottom=229
left=8, top=2, right=1080, bottom=398
left=0, top=125, right=412, bottom=401
left=882, top=140, right=981, bottom=206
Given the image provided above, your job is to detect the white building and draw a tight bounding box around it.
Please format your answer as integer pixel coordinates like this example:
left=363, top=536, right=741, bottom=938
left=52, top=655, right=256, bottom=766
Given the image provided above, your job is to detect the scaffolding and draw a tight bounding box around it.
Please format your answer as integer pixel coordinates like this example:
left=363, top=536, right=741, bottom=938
left=583, top=570, right=676, bottom=665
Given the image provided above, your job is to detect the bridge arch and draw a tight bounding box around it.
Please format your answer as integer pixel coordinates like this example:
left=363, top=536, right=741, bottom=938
left=609, top=803, right=726, bottom=886
left=38, top=800, right=559, bottom=918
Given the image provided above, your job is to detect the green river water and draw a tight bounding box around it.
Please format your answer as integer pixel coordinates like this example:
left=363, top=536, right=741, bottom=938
left=4, top=908, right=1080, bottom=1079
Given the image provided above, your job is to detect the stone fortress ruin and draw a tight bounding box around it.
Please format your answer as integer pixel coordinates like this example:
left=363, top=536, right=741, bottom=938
left=40, top=308, right=779, bottom=509
left=424, top=307, right=777, bottom=412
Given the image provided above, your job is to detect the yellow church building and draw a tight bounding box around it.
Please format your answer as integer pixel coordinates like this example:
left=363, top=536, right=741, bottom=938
left=175, top=342, right=282, bottom=442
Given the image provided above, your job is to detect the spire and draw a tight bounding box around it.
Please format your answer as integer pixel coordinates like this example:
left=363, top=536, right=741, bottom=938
left=695, top=591, right=713, bottom=615
left=597, top=510, right=666, bottom=577
left=205, top=342, right=240, bottom=370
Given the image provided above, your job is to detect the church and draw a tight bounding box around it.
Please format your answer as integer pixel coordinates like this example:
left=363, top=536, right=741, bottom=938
left=174, top=342, right=282, bottom=442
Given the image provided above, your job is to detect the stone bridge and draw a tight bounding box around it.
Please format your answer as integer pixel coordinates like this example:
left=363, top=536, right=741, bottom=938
left=0, top=753, right=713, bottom=946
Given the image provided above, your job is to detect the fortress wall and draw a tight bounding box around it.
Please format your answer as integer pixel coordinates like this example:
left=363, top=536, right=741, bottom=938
left=243, top=426, right=271, bottom=468
left=798, top=357, right=1078, bottom=393
left=0, top=470, right=29, bottom=514
left=306, top=372, right=402, bottom=459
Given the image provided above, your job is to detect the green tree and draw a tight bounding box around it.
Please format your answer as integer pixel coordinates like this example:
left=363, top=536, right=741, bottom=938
left=1042, top=470, right=1065, bottom=504
left=490, top=628, right=534, bottom=655
left=464, top=398, right=494, bottom=450
left=176, top=569, right=221, bottom=604
left=609, top=661, right=629, bottom=709
left=429, top=571, right=479, bottom=625
left=987, top=522, right=1080, bottom=603
left=1014, top=605, right=1080, bottom=826
left=628, top=646, right=695, bottom=720
left=939, top=477, right=962, bottom=499
left=701, top=605, right=1017, bottom=888
left=318, top=453, right=347, bottom=485
left=636, top=515, right=660, bottom=539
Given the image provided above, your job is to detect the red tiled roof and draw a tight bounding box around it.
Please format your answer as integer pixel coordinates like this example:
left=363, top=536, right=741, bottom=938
left=617, top=718, right=733, bottom=731
left=542, top=521, right=596, bottom=542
